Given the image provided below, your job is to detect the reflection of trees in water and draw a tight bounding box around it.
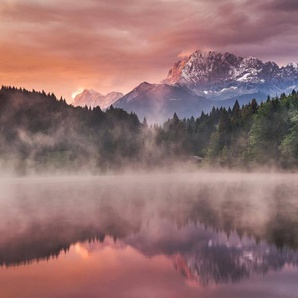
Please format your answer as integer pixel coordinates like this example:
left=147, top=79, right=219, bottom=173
left=0, top=217, right=140, bottom=267
left=0, top=175, right=298, bottom=285
left=124, top=219, right=298, bottom=286
left=157, top=180, right=298, bottom=284
left=159, top=182, right=298, bottom=250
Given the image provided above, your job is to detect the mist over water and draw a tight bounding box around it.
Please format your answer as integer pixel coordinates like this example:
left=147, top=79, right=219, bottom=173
left=0, top=171, right=298, bottom=298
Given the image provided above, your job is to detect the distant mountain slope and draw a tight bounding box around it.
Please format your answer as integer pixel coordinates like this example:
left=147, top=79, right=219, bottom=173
left=73, top=89, right=123, bottom=109
left=114, top=82, right=213, bottom=123
left=162, top=50, right=298, bottom=101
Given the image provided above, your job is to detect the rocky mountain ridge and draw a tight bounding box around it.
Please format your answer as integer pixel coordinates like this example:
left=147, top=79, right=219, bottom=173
left=162, top=50, right=298, bottom=100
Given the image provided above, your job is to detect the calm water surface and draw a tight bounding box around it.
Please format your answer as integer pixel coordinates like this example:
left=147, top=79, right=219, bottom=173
left=0, top=172, right=298, bottom=298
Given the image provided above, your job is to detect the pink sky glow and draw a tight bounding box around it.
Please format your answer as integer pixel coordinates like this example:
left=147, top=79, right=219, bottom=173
left=1, top=0, right=298, bottom=102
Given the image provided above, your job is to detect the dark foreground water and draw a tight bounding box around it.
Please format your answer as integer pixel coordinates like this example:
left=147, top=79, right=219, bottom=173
left=0, top=172, right=298, bottom=298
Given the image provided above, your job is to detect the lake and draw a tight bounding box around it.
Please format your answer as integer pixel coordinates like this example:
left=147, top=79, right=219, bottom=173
left=0, top=172, right=298, bottom=298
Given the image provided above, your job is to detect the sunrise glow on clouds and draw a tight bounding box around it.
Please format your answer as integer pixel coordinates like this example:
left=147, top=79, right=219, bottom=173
left=0, top=0, right=298, bottom=101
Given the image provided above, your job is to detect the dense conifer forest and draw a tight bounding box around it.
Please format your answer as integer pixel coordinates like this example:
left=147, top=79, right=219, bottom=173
left=0, top=86, right=298, bottom=173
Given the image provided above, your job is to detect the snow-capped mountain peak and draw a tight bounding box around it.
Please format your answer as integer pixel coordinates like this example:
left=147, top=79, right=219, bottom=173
left=162, top=50, right=298, bottom=99
left=73, top=89, right=123, bottom=109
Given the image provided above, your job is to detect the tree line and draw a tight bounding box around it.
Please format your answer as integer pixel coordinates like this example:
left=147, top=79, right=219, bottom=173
left=0, top=86, right=298, bottom=173
left=154, top=90, right=298, bottom=168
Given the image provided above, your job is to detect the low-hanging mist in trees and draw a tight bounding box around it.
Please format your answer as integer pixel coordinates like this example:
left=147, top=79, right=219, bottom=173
left=0, top=86, right=298, bottom=174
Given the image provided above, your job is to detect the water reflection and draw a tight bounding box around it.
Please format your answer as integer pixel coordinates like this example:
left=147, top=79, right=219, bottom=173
left=0, top=173, right=298, bottom=297
left=126, top=220, right=298, bottom=285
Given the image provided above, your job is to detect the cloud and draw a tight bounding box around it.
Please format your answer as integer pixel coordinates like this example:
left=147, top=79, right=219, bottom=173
left=259, top=0, right=298, bottom=11
left=0, top=0, right=298, bottom=100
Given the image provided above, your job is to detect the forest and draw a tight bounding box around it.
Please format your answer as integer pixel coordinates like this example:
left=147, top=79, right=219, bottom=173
left=0, top=86, right=298, bottom=174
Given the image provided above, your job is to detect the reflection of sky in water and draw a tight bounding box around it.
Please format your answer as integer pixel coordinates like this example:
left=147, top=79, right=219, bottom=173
left=1, top=237, right=298, bottom=298
left=0, top=173, right=298, bottom=297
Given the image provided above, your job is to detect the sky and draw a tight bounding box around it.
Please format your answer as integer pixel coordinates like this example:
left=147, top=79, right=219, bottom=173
left=1, top=0, right=298, bottom=102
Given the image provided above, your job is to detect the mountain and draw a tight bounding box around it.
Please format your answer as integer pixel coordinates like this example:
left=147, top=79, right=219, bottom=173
left=113, top=82, right=213, bottom=123
left=73, top=50, right=298, bottom=123
left=73, top=89, right=123, bottom=109
left=162, top=50, right=298, bottom=101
